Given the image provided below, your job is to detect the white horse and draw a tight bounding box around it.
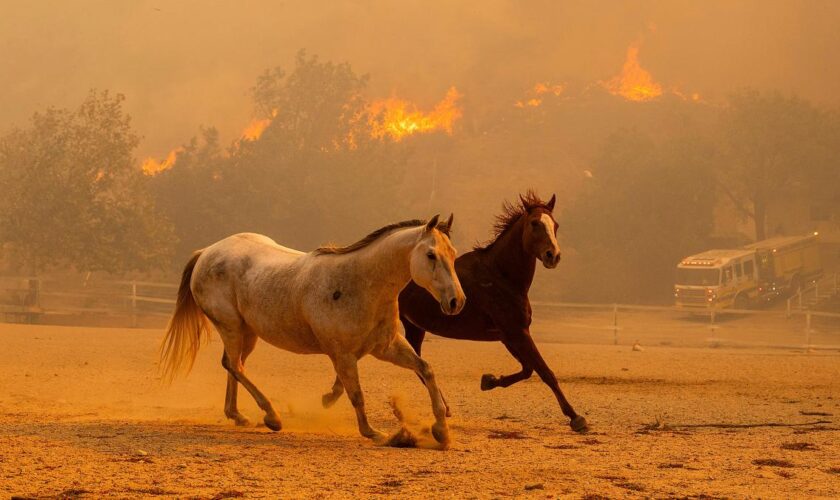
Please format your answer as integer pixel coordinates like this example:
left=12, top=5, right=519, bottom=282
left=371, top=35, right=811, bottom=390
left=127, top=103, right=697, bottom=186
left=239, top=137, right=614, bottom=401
left=160, top=215, right=465, bottom=445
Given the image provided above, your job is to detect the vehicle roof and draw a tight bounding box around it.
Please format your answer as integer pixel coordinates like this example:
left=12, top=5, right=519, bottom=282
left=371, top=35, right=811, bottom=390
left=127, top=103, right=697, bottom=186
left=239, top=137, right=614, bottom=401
left=743, top=233, right=817, bottom=251
left=678, top=248, right=755, bottom=268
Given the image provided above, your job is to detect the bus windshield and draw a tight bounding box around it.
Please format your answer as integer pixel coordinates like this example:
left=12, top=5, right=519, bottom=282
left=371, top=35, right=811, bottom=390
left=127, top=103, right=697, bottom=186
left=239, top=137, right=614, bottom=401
left=676, top=268, right=720, bottom=286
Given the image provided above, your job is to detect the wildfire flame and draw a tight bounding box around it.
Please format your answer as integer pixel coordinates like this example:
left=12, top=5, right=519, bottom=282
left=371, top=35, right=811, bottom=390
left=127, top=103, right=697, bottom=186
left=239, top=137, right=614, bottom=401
left=368, top=87, right=463, bottom=141
left=515, top=82, right=565, bottom=108
left=241, top=109, right=278, bottom=141
left=141, top=148, right=182, bottom=176
left=600, top=44, right=663, bottom=102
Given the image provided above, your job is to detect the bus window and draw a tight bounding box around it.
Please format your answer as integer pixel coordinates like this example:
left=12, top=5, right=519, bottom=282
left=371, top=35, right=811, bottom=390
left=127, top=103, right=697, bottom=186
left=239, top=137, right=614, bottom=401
left=723, top=267, right=733, bottom=284
left=735, top=262, right=743, bottom=278
left=744, top=260, right=754, bottom=278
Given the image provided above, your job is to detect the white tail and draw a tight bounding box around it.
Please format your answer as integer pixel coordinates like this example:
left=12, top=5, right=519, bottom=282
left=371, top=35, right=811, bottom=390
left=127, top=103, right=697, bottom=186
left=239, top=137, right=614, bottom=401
left=159, top=251, right=209, bottom=382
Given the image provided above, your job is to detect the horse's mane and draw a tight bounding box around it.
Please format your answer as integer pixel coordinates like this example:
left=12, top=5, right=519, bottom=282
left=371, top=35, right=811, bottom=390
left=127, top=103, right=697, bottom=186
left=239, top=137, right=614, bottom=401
left=315, top=218, right=451, bottom=255
left=474, top=189, right=551, bottom=251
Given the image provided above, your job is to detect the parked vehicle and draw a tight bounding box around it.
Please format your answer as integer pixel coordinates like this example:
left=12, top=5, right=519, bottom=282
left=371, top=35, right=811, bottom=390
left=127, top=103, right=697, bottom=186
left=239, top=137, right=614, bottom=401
left=744, top=233, right=822, bottom=301
left=675, top=233, right=821, bottom=309
left=675, top=249, right=759, bottom=309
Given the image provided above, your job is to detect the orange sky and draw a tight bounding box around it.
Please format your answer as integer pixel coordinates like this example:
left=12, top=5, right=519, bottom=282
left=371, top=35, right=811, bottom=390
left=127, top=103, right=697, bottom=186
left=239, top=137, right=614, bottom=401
left=2, top=0, right=839, bottom=156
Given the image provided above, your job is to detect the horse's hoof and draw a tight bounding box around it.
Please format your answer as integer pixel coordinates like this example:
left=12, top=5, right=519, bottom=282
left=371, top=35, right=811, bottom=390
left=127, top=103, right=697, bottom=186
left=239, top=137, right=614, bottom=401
left=570, top=415, right=589, bottom=433
left=234, top=415, right=251, bottom=427
left=445, top=407, right=452, bottom=418
left=264, top=415, right=282, bottom=432
left=480, top=374, right=497, bottom=391
left=364, top=428, right=387, bottom=443
left=321, top=392, right=338, bottom=409
left=431, top=422, right=450, bottom=446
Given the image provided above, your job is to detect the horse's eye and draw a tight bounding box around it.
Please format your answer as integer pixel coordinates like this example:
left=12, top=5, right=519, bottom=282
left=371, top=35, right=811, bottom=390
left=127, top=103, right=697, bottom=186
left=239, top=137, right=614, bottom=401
left=427, top=251, right=436, bottom=261
left=531, top=220, right=540, bottom=227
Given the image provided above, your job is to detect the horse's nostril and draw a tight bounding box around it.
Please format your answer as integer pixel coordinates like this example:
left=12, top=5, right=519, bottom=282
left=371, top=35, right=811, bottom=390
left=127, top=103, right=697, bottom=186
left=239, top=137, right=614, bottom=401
left=546, top=251, right=553, bottom=260
left=449, top=298, right=457, bottom=311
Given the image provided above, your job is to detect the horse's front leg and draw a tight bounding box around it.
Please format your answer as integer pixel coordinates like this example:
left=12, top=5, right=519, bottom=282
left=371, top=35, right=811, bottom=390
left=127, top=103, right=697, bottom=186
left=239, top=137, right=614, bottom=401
left=373, top=335, right=450, bottom=446
left=480, top=337, right=534, bottom=391
left=505, top=329, right=588, bottom=433
left=321, top=375, right=344, bottom=408
left=331, top=354, right=385, bottom=442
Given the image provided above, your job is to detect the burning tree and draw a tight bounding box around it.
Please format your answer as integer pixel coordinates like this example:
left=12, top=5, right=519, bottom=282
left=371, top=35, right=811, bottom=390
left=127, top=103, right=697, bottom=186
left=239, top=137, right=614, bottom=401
left=149, top=51, right=420, bottom=261
left=0, top=90, right=174, bottom=274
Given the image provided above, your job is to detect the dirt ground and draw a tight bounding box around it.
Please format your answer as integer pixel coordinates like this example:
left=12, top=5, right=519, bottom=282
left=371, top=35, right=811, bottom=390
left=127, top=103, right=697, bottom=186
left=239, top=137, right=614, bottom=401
left=1, top=317, right=839, bottom=499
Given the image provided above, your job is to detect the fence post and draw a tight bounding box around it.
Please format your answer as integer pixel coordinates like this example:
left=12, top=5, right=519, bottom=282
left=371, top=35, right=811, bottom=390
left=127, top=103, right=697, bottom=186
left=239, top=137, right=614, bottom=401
left=798, top=289, right=802, bottom=308
left=25, top=278, right=41, bottom=324
left=612, top=304, right=618, bottom=345
left=805, top=311, right=812, bottom=352
left=786, top=297, right=791, bottom=318
left=131, top=281, right=137, bottom=328
left=710, top=307, right=715, bottom=326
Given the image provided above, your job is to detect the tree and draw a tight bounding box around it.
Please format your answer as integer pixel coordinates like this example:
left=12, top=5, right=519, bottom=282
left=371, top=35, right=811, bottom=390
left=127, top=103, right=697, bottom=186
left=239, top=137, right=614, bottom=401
left=151, top=51, right=413, bottom=263
left=719, top=90, right=833, bottom=240
left=559, top=130, right=716, bottom=302
left=0, top=90, right=174, bottom=274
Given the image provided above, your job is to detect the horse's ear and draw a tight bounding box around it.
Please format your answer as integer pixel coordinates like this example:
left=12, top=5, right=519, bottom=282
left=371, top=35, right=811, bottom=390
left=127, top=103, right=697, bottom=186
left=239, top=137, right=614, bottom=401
left=442, top=213, right=454, bottom=235
left=425, top=214, right=440, bottom=233
left=546, top=194, right=556, bottom=212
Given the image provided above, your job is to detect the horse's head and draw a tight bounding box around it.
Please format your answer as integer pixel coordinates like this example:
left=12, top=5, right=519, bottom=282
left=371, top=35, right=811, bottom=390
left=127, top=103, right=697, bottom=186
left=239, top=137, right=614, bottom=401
left=522, top=194, right=561, bottom=269
left=410, top=214, right=466, bottom=315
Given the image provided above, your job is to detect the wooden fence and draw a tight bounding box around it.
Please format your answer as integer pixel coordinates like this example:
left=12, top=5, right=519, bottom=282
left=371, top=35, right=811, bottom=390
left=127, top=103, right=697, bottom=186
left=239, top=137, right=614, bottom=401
left=0, top=276, right=837, bottom=351
left=0, top=276, right=176, bottom=327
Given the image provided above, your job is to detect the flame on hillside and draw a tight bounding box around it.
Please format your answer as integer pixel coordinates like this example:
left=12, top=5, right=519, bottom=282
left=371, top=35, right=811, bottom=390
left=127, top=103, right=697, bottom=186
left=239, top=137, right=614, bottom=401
left=141, top=148, right=182, bottom=176
left=515, top=82, right=565, bottom=108
left=241, top=109, right=278, bottom=141
left=142, top=110, right=279, bottom=176
left=368, top=87, right=463, bottom=141
left=600, top=44, right=663, bottom=102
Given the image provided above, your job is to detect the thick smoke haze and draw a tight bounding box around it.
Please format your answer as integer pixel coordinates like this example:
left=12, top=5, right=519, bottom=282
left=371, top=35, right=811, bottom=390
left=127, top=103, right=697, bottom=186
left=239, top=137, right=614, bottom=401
left=3, top=0, right=840, bottom=156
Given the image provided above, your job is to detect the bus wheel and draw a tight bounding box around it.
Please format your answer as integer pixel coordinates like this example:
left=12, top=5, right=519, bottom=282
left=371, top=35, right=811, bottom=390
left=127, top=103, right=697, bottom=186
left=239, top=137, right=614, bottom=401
left=734, top=294, right=749, bottom=310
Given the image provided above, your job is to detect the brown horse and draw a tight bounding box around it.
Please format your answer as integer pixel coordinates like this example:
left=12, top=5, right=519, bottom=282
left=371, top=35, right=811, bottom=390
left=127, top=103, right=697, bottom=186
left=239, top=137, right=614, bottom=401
left=399, top=191, right=587, bottom=432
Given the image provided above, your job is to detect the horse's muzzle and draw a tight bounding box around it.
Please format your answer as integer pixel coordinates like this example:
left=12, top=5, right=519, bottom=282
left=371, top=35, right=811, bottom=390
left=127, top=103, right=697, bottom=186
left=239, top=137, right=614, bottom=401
left=440, top=295, right=466, bottom=315
left=542, top=249, right=561, bottom=269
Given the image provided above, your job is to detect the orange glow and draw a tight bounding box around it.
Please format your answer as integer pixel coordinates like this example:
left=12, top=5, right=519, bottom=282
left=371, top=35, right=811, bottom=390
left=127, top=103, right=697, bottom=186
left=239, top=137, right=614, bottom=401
left=533, top=82, right=564, bottom=96
left=600, top=44, right=662, bottom=101
left=515, top=82, right=564, bottom=107
left=142, top=148, right=182, bottom=176
left=368, top=87, right=463, bottom=141
left=241, top=109, right=277, bottom=141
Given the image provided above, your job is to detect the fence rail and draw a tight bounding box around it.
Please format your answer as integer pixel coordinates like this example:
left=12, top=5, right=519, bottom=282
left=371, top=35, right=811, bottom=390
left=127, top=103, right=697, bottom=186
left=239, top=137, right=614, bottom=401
left=0, top=276, right=176, bottom=326
left=1, top=277, right=837, bottom=352
left=530, top=300, right=839, bottom=351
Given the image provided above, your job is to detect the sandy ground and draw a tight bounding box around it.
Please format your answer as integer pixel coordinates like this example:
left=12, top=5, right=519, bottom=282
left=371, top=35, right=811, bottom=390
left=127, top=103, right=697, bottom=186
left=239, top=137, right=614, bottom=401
left=0, top=317, right=839, bottom=499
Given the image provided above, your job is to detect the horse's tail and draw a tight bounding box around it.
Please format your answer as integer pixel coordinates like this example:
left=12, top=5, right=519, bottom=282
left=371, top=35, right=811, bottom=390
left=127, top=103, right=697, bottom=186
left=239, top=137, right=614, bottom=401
left=159, top=251, right=209, bottom=382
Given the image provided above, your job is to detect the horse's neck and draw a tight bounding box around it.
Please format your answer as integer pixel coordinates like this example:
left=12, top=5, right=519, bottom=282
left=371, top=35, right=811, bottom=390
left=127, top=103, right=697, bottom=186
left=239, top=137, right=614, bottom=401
left=353, top=226, right=420, bottom=299
left=485, top=217, right=536, bottom=293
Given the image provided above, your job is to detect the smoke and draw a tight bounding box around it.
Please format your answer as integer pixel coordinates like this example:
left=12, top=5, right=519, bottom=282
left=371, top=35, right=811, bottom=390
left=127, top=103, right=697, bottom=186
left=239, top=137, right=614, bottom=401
left=2, top=0, right=840, bottom=158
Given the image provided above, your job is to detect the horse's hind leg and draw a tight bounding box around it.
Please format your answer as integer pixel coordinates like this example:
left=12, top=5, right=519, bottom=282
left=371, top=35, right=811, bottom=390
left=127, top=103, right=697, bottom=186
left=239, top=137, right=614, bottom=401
left=374, top=335, right=450, bottom=445
left=402, top=318, right=452, bottom=417
left=223, top=331, right=257, bottom=426
left=480, top=338, right=534, bottom=391
left=217, top=325, right=282, bottom=432
left=331, top=354, right=384, bottom=441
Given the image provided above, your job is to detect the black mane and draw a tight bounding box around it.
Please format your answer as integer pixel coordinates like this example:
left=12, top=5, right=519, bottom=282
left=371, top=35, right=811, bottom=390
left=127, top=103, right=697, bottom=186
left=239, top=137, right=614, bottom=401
left=474, top=190, right=552, bottom=251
